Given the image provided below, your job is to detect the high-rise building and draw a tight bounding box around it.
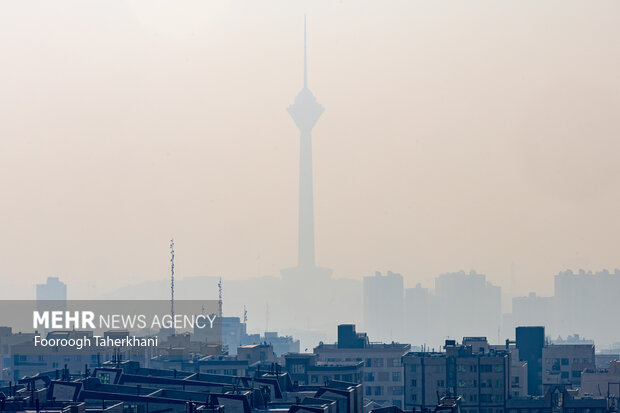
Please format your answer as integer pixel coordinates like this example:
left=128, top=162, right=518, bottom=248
left=363, top=271, right=404, bottom=343
left=542, top=344, right=595, bottom=391
left=516, top=326, right=545, bottom=396
left=503, top=293, right=553, bottom=341
left=554, top=269, right=620, bottom=347
left=404, top=283, right=431, bottom=346
left=434, top=270, right=501, bottom=342
left=314, top=324, right=410, bottom=408
left=35, top=277, right=67, bottom=328
left=402, top=338, right=510, bottom=413
left=35, top=276, right=67, bottom=301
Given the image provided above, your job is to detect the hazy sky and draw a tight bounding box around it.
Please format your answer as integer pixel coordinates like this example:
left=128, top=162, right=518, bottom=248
left=1, top=0, right=619, bottom=299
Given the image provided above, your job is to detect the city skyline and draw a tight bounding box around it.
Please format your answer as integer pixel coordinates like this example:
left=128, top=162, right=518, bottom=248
left=1, top=1, right=620, bottom=299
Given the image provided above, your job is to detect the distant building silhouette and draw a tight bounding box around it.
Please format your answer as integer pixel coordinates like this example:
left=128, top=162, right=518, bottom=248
left=35, top=276, right=67, bottom=301
left=35, top=277, right=67, bottom=333
left=434, top=270, right=501, bottom=343
left=404, top=283, right=431, bottom=346
left=553, top=269, right=620, bottom=347
left=363, top=271, right=404, bottom=343
left=504, top=269, right=620, bottom=349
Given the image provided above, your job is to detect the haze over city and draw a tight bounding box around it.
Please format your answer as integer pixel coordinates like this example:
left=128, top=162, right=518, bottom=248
left=1, top=0, right=620, bottom=301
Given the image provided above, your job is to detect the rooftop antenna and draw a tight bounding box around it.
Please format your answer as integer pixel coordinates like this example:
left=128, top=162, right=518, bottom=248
left=218, top=278, right=223, bottom=318
left=170, top=238, right=175, bottom=335
left=303, top=14, right=308, bottom=89
left=243, top=305, right=248, bottom=324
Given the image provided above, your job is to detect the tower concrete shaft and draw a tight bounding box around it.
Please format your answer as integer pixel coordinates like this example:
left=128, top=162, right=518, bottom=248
left=286, top=16, right=324, bottom=269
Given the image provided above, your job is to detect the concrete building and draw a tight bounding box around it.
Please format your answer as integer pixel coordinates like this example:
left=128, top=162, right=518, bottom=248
left=542, top=344, right=595, bottom=391
left=434, top=271, right=501, bottom=343
left=363, top=271, right=404, bottom=343
left=264, top=332, right=301, bottom=356
left=35, top=277, right=67, bottom=301
left=580, top=361, right=620, bottom=397
left=314, top=325, right=410, bottom=408
left=503, top=294, right=553, bottom=339
left=554, top=269, right=620, bottom=347
left=238, top=343, right=277, bottom=366
left=402, top=338, right=510, bottom=413
left=284, top=353, right=363, bottom=386
left=404, top=284, right=431, bottom=347
left=516, top=326, right=545, bottom=396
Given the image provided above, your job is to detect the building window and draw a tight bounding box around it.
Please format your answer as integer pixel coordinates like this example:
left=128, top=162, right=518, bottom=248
left=366, top=386, right=372, bottom=396
left=99, top=372, right=111, bottom=384
left=392, top=372, right=401, bottom=382
left=366, top=358, right=372, bottom=368
left=572, top=371, right=581, bottom=378
left=375, top=386, right=383, bottom=396
left=124, top=404, right=138, bottom=413
left=411, top=394, right=417, bottom=402
left=493, top=364, right=504, bottom=373
left=457, top=364, right=467, bottom=373
left=374, top=358, right=384, bottom=368
left=411, top=379, right=417, bottom=387
left=561, top=358, right=569, bottom=366
left=410, top=365, right=417, bottom=373
left=291, top=364, right=305, bottom=374
left=365, top=372, right=375, bottom=382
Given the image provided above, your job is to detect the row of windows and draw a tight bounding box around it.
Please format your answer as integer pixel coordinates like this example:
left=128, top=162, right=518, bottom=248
left=409, top=379, right=445, bottom=388
left=365, top=371, right=402, bottom=382
left=310, top=373, right=357, bottom=383
left=549, top=371, right=581, bottom=380
left=366, top=358, right=402, bottom=368
left=545, top=357, right=591, bottom=365
left=365, top=386, right=404, bottom=396
left=409, top=363, right=504, bottom=374
left=203, top=368, right=239, bottom=376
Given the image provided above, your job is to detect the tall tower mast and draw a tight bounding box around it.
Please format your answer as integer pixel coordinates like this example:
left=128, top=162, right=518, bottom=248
left=286, top=15, right=324, bottom=271
left=170, top=238, right=175, bottom=332
left=218, top=277, right=223, bottom=318
left=281, top=16, right=332, bottom=281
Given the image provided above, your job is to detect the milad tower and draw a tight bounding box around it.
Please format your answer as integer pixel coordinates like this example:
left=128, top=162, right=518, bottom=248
left=281, top=16, right=332, bottom=280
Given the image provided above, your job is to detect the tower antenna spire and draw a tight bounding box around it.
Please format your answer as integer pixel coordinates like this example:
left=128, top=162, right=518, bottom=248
left=218, top=278, right=223, bottom=318
left=303, top=14, right=308, bottom=89
left=170, top=238, right=175, bottom=334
